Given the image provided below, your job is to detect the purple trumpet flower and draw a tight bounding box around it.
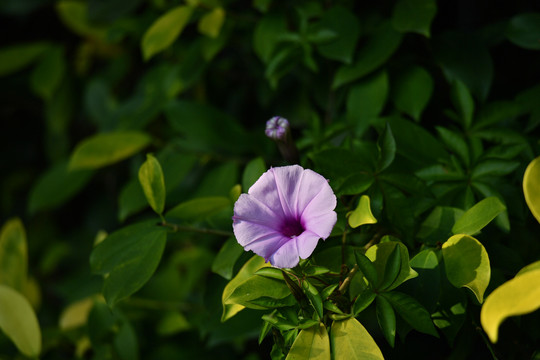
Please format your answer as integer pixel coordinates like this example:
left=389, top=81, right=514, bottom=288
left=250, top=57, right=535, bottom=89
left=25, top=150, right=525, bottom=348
left=232, top=165, right=337, bottom=268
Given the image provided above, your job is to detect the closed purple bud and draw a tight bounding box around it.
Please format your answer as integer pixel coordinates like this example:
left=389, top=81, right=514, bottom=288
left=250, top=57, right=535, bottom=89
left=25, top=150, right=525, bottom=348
left=232, top=165, right=337, bottom=268
left=265, top=116, right=290, bottom=141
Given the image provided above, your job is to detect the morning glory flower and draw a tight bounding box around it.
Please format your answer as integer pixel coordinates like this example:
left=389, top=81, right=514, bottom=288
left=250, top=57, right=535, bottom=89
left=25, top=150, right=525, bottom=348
left=232, top=165, right=337, bottom=268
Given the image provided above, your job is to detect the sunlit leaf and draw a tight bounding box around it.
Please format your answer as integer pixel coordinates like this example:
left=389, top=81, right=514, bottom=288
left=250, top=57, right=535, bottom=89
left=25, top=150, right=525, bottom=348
left=69, top=131, right=151, bottom=170
left=442, top=234, right=490, bottom=303
left=523, top=156, right=540, bottom=223
left=198, top=7, right=225, bottom=38
left=481, top=268, right=540, bottom=343
left=0, top=218, right=27, bottom=292
left=141, top=5, right=194, bottom=60
left=138, top=154, right=166, bottom=215
left=59, top=297, right=95, bottom=331
left=286, top=323, right=330, bottom=360
left=0, top=284, right=41, bottom=357
left=56, top=0, right=107, bottom=39
left=348, top=195, right=377, bottom=228
left=331, top=318, right=384, bottom=359
left=451, top=197, right=506, bottom=235
left=365, top=241, right=417, bottom=291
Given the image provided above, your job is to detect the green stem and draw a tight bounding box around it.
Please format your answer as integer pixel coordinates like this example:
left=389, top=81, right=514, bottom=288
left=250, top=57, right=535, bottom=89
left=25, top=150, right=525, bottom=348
left=338, top=264, right=359, bottom=294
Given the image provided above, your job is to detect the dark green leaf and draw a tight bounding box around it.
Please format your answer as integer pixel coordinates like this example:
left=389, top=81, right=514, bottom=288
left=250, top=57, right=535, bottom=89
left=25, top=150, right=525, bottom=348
left=365, top=241, right=417, bottom=291
left=253, top=14, right=288, bottom=62
left=353, top=290, right=376, bottom=315
left=377, top=123, right=396, bottom=172
left=417, top=206, right=464, bottom=245
left=471, top=160, right=520, bottom=179
left=212, top=237, right=244, bottom=280
left=30, top=45, right=65, bottom=99
left=391, top=0, right=437, bottom=37
left=436, top=127, right=469, bottom=167
left=166, top=196, right=231, bottom=221
left=316, top=6, right=360, bottom=64
left=506, top=13, right=540, bottom=50
left=302, top=279, right=323, bottom=319
left=450, top=80, right=475, bottom=129
left=376, top=295, right=396, bottom=347
left=242, top=157, right=266, bottom=192
left=354, top=251, right=378, bottom=286
left=28, top=160, right=93, bottom=214
left=255, top=267, right=285, bottom=280
left=333, top=21, right=402, bottom=89
left=393, top=66, right=433, bottom=121
left=0, top=42, right=49, bottom=77
left=379, top=244, right=402, bottom=290
left=382, top=291, right=439, bottom=337
left=90, top=222, right=168, bottom=306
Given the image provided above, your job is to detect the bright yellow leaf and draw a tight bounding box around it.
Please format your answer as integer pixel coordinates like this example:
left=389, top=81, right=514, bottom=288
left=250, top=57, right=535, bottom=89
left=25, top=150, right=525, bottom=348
left=523, top=156, right=540, bottom=223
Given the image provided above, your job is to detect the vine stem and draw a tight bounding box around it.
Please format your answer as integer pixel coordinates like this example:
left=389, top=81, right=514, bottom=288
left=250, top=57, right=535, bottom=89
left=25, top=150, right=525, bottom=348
left=160, top=221, right=233, bottom=237
left=338, top=264, right=359, bottom=293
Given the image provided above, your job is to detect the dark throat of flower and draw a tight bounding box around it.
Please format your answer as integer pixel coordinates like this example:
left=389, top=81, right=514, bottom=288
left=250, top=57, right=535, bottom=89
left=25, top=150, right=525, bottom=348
left=281, top=218, right=305, bottom=238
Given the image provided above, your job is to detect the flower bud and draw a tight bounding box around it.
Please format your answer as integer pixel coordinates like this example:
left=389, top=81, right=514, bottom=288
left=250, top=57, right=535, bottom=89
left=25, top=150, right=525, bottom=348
left=265, top=116, right=299, bottom=164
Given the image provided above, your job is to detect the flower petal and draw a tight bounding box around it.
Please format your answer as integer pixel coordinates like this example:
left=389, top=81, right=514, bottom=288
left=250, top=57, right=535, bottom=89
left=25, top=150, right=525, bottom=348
left=269, top=238, right=300, bottom=268
left=298, top=170, right=337, bottom=218
left=233, top=193, right=282, bottom=229
left=296, top=231, right=323, bottom=259
left=302, top=211, right=337, bottom=239
left=244, top=232, right=288, bottom=261
left=233, top=219, right=278, bottom=247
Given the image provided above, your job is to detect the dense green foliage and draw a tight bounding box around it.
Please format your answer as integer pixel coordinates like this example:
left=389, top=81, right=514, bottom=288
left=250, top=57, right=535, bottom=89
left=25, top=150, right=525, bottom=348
left=1, top=0, right=540, bottom=359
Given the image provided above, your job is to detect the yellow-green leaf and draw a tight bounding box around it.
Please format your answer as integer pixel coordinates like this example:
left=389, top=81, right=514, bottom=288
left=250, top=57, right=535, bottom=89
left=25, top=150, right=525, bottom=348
left=56, top=0, right=107, bottom=39
left=481, top=268, right=540, bottom=343
left=141, top=5, right=194, bottom=61
left=59, top=297, right=95, bottom=331
left=286, top=323, right=330, bottom=360
left=442, top=234, right=490, bottom=303
left=69, top=131, right=151, bottom=170
left=331, top=318, right=384, bottom=360
left=451, top=197, right=506, bottom=235
left=0, top=218, right=27, bottom=292
left=222, top=256, right=269, bottom=322
left=348, top=195, right=377, bottom=228
left=516, top=260, right=540, bottom=277
left=523, top=156, right=540, bottom=223
left=198, top=7, right=226, bottom=38
left=138, top=154, right=166, bottom=215
left=0, top=284, right=41, bottom=357
left=365, top=241, right=417, bottom=291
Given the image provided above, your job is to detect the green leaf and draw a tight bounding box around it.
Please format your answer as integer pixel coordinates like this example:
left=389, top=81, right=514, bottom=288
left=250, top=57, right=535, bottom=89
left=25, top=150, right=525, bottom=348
left=523, top=156, right=540, bottom=224
left=56, top=0, right=107, bottom=39
left=333, top=21, right=402, bottom=89
left=286, top=323, right=330, bottom=360
left=354, top=251, right=378, bottom=287
left=391, top=0, right=437, bottom=37
left=141, top=5, right=194, bottom=60
left=138, top=154, right=166, bottom=215
left=365, top=241, right=417, bottom=291
left=442, top=234, right=490, bottom=303
left=0, top=218, right=27, bottom=292
left=408, top=249, right=440, bottom=312
left=302, top=280, right=323, bottom=320
left=337, top=173, right=374, bottom=196
left=450, top=80, right=475, bottom=129
left=315, top=6, right=360, bottom=64
left=0, top=284, right=41, bottom=357
left=348, top=195, right=377, bottom=228
left=377, top=123, right=396, bottom=171
left=347, top=71, right=389, bottom=134
left=436, top=126, right=470, bottom=167
left=378, top=244, right=401, bottom=290
left=242, top=157, right=266, bottom=192
left=212, top=237, right=244, bottom=280
left=352, top=290, right=377, bottom=316
left=69, top=131, right=151, bottom=170
left=471, top=159, right=520, bottom=179
left=393, top=66, right=433, bottom=121
left=198, top=7, right=225, bottom=38
left=382, top=291, right=438, bottom=337
left=90, top=222, right=168, bottom=306
left=331, top=318, right=384, bottom=360
left=222, top=256, right=269, bottom=321
left=0, top=42, right=49, bottom=77
left=253, top=14, right=288, bottom=62
left=30, top=46, right=65, bottom=99
left=451, top=197, right=506, bottom=235
left=505, top=13, right=540, bottom=50
left=481, top=268, right=540, bottom=343
left=229, top=274, right=290, bottom=309
left=166, top=196, right=231, bottom=221
left=516, top=260, right=540, bottom=277
left=376, top=295, right=396, bottom=347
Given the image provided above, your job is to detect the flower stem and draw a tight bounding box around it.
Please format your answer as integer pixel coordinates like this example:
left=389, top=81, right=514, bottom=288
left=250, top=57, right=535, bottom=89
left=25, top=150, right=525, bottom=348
left=161, top=221, right=233, bottom=237
left=338, top=264, right=359, bottom=294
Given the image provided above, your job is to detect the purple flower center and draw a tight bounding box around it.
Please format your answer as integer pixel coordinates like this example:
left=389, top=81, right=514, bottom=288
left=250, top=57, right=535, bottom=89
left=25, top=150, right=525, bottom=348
left=281, top=217, right=305, bottom=238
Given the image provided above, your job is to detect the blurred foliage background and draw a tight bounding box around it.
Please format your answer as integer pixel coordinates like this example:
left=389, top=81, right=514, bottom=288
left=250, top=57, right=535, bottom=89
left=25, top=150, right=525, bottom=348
left=1, top=0, right=540, bottom=359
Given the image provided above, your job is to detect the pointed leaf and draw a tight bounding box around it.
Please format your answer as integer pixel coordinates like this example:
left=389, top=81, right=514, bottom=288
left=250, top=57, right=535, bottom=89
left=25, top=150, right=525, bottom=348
left=0, top=42, right=49, bottom=77
left=354, top=250, right=378, bottom=286
left=198, top=7, right=225, bottom=38
left=379, top=244, right=402, bottom=290
left=212, top=237, right=244, bottom=280
left=348, top=195, right=377, bottom=228
left=0, top=285, right=41, bottom=357
left=242, top=157, right=266, bottom=191
left=0, top=218, right=27, bottom=292
left=286, top=323, right=330, bottom=360
left=442, top=234, right=490, bottom=303
left=138, top=154, right=166, bottom=215
left=393, top=66, right=433, bottom=121
left=316, top=6, right=361, bottom=64
left=302, top=280, right=323, bottom=320
left=365, top=241, right=417, bottom=291
left=392, top=0, right=437, bottom=37
left=376, top=295, right=396, bottom=347
left=481, top=268, right=540, bottom=343
left=69, top=131, right=151, bottom=170
left=353, top=290, right=377, bottom=316
left=331, top=318, right=384, bottom=360
left=377, top=123, right=396, bottom=171
left=141, top=5, right=194, bottom=60
left=450, top=80, right=475, bottom=129
left=452, top=197, right=506, bottom=235
left=382, top=291, right=438, bottom=337
left=166, top=196, right=231, bottom=221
